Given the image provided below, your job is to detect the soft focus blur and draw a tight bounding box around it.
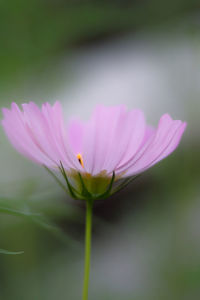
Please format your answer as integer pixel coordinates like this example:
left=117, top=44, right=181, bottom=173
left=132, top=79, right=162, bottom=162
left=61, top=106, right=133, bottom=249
left=0, top=1, right=200, bottom=299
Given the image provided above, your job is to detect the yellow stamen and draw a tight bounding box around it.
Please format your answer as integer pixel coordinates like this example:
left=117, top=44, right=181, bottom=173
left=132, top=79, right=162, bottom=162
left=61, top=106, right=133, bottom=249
left=77, top=153, right=84, bottom=167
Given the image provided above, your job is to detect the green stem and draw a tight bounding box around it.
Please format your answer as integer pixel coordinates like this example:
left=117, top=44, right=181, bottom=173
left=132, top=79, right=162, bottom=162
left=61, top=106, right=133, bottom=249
left=82, top=199, right=93, bottom=300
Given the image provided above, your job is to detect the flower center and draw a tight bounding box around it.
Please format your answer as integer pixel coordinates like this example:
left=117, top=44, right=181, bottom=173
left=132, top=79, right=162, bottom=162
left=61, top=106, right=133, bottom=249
left=77, top=153, right=84, bottom=168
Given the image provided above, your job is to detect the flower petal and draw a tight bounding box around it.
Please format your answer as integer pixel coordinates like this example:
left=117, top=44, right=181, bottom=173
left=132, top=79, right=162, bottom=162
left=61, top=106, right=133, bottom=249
left=2, top=102, right=80, bottom=170
left=41, top=102, right=80, bottom=170
left=113, top=109, right=146, bottom=170
left=2, top=102, right=186, bottom=180
left=2, top=103, right=53, bottom=166
left=82, top=105, right=127, bottom=175
left=119, top=114, right=186, bottom=177
left=67, top=118, right=84, bottom=155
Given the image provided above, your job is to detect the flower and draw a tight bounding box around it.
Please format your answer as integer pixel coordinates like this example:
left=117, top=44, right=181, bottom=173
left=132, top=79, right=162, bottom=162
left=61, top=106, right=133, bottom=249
left=1, top=102, right=186, bottom=200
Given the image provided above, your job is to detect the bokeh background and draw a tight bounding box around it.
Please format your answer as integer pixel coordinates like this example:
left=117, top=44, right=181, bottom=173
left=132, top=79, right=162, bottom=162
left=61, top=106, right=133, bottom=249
left=0, top=1, right=200, bottom=299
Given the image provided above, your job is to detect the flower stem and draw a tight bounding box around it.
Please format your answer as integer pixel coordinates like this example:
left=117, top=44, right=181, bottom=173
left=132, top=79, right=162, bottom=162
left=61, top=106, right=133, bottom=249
left=82, top=199, right=93, bottom=300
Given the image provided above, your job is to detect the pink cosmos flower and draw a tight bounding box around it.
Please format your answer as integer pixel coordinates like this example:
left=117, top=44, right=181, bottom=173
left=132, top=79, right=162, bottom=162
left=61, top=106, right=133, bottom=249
left=1, top=102, right=186, bottom=199
left=1, top=101, right=187, bottom=300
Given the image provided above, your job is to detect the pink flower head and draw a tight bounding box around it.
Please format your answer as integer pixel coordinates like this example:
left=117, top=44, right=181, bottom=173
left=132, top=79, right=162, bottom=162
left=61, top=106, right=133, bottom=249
left=1, top=102, right=186, bottom=199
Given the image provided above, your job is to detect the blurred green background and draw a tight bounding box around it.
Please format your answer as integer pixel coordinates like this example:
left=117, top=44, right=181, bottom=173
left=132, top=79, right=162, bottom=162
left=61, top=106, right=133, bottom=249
left=0, top=1, right=200, bottom=299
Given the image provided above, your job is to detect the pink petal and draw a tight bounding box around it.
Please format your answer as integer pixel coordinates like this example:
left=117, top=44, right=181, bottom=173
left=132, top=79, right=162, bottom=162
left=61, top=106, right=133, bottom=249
left=67, top=118, right=84, bottom=155
left=41, top=102, right=80, bottom=170
left=2, top=102, right=80, bottom=170
left=147, top=122, right=187, bottom=167
left=2, top=102, right=186, bottom=178
left=119, top=114, right=187, bottom=177
left=2, top=103, right=52, bottom=166
left=112, top=109, right=146, bottom=169
left=82, top=105, right=128, bottom=175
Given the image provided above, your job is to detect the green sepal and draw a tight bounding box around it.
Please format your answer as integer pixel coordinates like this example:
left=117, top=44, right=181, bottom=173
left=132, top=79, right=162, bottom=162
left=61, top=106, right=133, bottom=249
left=78, top=173, right=92, bottom=199
left=44, top=164, right=116, bottom=201
left=43, top=165, right=69, bottom=195
left=94, top=171, right=115, bottom=200
left=111, top=174, right=140, bottom=195
left=59, top=162, right=78, bottom=198
left=44, top=163, right=139, bottom=201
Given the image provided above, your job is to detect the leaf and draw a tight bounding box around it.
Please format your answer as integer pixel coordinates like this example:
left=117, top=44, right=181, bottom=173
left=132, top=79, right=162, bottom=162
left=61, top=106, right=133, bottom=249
left=0, top=248, right=24, bottom=255
left=0, top=203, right=80, bottom=250
left=0, top=206, right=41, bottom=218
left=31, top=215, right=81, bottom=249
